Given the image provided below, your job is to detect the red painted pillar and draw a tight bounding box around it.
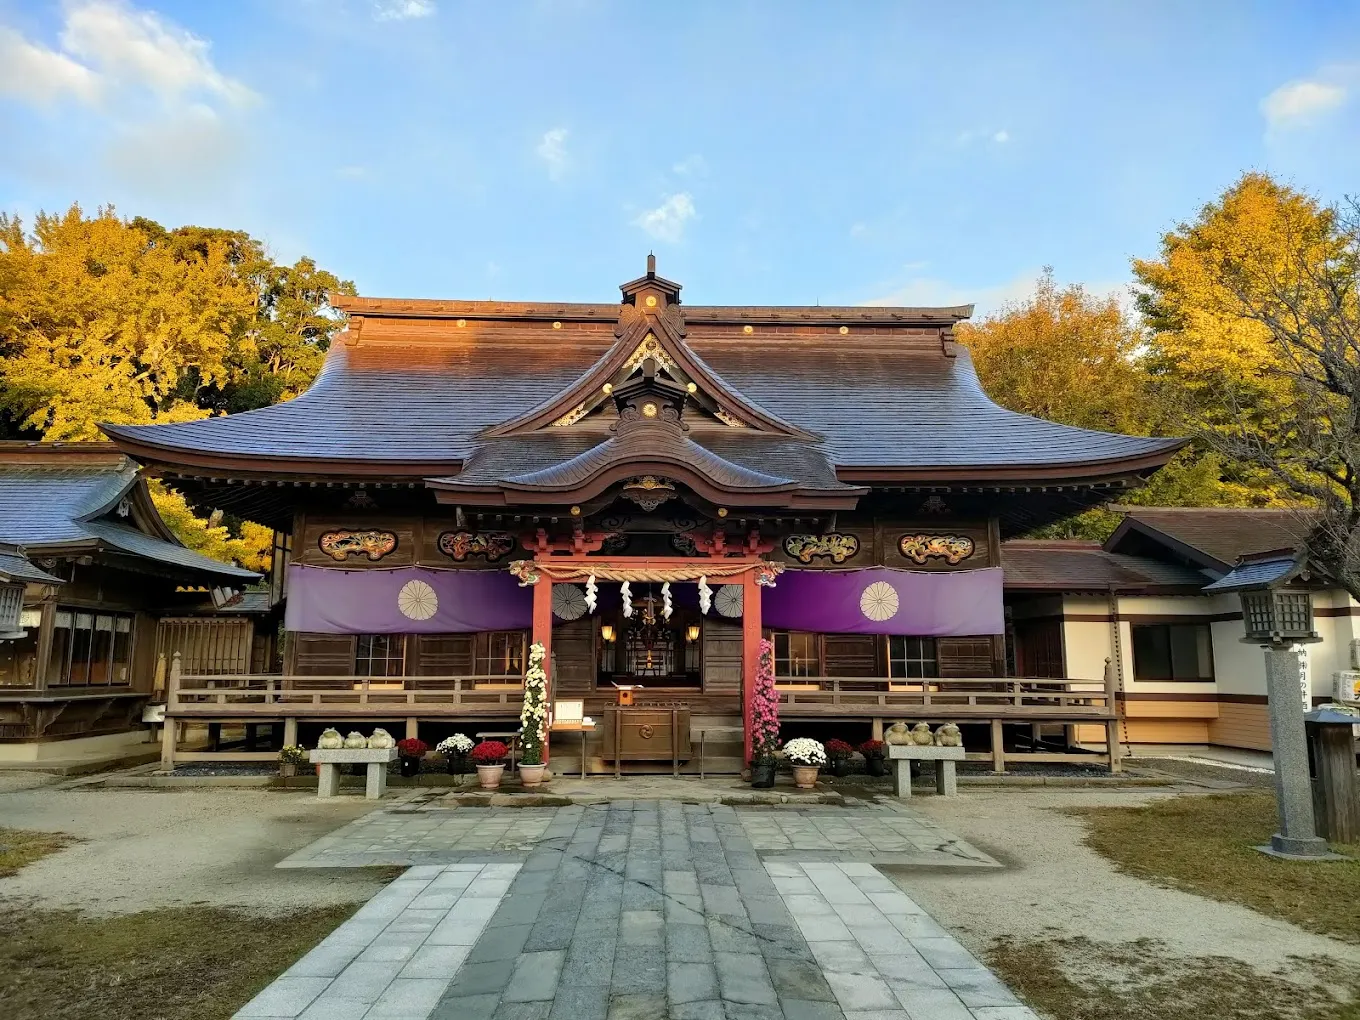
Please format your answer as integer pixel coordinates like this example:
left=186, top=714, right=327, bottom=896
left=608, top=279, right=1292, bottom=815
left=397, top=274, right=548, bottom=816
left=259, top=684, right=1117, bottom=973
left=532, top=571, right=553, bottom=763
left=742, top=569, right=761, bottom=768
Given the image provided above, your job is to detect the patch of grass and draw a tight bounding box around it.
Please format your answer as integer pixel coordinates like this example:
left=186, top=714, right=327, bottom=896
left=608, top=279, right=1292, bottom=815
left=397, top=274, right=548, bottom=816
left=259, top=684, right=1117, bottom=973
left=988, top=936, right=1360, bottom=1020
left=1069, top=791, right=1360, bottom=943
left=0, top=904, right=355, bottom=1020
left=0, top=828, right=73, bottom=877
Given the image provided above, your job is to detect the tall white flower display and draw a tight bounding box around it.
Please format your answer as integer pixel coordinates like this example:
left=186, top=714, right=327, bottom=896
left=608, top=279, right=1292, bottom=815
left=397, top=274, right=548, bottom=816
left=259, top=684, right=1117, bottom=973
left=520, top=641, right=548, bottom=766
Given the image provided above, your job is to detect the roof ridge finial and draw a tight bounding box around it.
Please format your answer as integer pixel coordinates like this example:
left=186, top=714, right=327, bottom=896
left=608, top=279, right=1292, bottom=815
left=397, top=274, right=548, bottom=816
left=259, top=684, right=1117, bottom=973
left=647, top=252, right=656, bottom=276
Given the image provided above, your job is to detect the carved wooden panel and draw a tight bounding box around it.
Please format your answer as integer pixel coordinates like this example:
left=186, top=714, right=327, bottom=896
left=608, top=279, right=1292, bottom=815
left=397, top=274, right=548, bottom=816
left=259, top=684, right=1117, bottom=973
left=879, top=520, right=989, bottom=571
left=436, top=531, right=516, bottom=563
left=782, top=533, right=861, bottom=564
left=318, top=530, right=398, bottom=562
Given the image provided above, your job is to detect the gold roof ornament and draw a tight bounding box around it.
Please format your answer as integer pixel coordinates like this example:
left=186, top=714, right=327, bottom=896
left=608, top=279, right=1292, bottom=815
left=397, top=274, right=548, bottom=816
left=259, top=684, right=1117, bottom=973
left=621, top=475, right=676, bottom=511
left=625, top=334, right=675, bottom=375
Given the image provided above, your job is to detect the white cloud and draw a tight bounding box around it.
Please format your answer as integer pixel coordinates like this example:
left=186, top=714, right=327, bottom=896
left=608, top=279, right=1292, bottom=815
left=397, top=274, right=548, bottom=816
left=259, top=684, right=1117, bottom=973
left=536, top=127, right=568, bottom=180
left=60, top=0, right=255, bottom=106
left=0, top=1, right=254, bottom=109
left=633, top=193, right=695, bottom=243
left=956, top=127, right=1011, bottom=146
left=0, top=26, right=100, bottom=105
left=672, top=154, right=708, bottom=177
left=374, top=0, right=436, bottom=20
left=102, top=102, right=250, bottom=198
left=1261, top=78, right=1347, bottom=128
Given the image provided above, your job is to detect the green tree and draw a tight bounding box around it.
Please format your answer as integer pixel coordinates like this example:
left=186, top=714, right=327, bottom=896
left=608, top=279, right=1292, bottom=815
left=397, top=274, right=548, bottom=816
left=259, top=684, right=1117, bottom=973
left=0, top=204, right=354, bottom=566
left=959, top=270, right=1240, bottom=537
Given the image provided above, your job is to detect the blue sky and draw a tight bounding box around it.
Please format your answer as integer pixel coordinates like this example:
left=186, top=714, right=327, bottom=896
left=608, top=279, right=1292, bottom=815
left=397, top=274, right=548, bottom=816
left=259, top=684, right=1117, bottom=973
left=2, top=0, right=1359, bottom=313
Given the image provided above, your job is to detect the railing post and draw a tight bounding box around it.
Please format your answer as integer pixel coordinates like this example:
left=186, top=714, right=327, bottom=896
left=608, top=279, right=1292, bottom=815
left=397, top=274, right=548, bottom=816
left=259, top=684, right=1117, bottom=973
left=160, top=651, right=181, bottom=771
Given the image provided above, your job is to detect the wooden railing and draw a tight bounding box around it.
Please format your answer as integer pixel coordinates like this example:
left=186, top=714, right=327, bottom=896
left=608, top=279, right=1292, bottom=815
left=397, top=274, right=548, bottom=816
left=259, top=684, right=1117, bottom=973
left=169, top=673, right=526, bottom=715
left=777, top=677, right=1115, bottom=718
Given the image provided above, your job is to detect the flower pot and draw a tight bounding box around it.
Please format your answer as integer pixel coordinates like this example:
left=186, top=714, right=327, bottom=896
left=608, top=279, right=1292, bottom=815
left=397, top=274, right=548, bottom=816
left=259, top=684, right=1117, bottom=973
left=399, top=756, right=423, bottom=778
left=830, top=758, right=852, bottom=778
left=791, top=765, right=820, bottom=789
left=279, top=763, right=297, bottom=779
left=750, top=762, right=776, bottom=788
left=445, top=754, right=466, bottom=776
left=476, top=763, right=505, bottom=790
left=865, top=756, right=888, bottom=777
left=518, top=763, right=547, bottom=787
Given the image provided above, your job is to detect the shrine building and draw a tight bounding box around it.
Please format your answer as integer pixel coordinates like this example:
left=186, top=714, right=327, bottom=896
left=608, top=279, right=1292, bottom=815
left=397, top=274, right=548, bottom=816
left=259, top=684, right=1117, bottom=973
left=102, top=258, right=1185, bottom=774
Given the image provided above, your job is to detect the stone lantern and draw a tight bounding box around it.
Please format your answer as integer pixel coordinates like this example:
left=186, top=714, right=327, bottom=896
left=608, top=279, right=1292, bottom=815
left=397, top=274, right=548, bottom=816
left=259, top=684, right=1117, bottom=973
left=1205, top=554, right=1333, bottom=858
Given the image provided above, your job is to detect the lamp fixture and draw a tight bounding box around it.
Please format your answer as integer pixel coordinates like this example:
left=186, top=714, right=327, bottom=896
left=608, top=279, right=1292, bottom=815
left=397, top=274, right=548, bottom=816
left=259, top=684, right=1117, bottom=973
left=686, top=624, right=701, bottom=642
left=600, top=624, right=616, bottom=643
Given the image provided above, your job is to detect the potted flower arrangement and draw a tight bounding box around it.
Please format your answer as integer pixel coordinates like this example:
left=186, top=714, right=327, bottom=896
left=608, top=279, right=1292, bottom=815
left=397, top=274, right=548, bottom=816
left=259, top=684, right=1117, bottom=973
left=859, top=739, right=888, bottom=777
left=783, top=737, right=827, bottom=789
left=396, top=737, right=428, bottom=778
left=438, top=733, right=474, bottom=776
left=825, top=739, right=855, bottom=777
left=749, top=638, right=780, bottom=788
left=471, top=740, right=509, bottom=789
left=278, top=745, right=307, bottom=779
left=518, top=641, right=549, bottom=787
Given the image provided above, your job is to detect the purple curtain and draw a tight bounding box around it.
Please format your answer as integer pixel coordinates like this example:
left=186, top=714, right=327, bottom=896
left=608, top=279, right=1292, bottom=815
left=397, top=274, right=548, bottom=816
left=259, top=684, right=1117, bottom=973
left=761, top=567, right=1004, bottom=636
left=285, top=565, right=532, bottom=634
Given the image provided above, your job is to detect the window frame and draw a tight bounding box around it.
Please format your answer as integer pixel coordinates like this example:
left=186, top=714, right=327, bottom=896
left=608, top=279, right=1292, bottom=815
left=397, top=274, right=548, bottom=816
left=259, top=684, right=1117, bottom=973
left=354, top=633, right=407, bottom=678
left=46, top=607, right=136, bottom=687
left=771, top=631, right=820, bottom=678
left=887, top=635, right=939, bottom=679
left=1130, top=622, right=1215, bottom=682
left=474, top=630, right=527, bottom=677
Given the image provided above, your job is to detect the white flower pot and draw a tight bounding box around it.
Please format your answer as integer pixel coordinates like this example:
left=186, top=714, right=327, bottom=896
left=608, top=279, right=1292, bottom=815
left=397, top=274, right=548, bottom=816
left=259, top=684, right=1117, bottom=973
left=792, top=765, right=820, bottom=789
left=476, top=764, right=505, bottom=790
left=518, top=764, right=547, bottom=787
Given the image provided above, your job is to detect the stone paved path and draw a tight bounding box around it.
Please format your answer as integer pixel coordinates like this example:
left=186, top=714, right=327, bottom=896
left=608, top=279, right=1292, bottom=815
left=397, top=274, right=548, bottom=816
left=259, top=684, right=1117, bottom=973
left=237, top=802, right=1034, bottom=1019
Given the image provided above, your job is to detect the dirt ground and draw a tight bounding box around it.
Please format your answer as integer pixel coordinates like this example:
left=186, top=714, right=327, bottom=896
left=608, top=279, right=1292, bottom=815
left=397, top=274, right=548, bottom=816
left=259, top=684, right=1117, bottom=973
left=888, top=782, right=1360, bottom=1014
left=0, top=772, right=389, bottom=915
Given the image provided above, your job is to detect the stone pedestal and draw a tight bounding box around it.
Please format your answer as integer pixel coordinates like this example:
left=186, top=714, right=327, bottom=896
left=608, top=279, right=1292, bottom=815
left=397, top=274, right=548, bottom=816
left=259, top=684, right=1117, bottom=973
left=1263, top=647, right=1330, bottom=857
left=887, top=744, right=965, bottom=798
left=309, top=747, right=398, bottom=800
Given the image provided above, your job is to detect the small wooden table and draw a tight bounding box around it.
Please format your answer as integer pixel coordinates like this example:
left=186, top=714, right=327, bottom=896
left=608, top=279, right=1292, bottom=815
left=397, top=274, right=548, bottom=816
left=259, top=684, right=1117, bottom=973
left=309, top=747, right=397, bottom=799
left=887, top=744, right=965, bottom=798
left=550, top=722, right=597, bottom=778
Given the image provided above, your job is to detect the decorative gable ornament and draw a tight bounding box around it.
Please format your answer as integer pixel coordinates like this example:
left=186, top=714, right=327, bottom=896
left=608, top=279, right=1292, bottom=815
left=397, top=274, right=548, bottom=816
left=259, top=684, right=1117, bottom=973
left=784, top=533, right=860, bottom=564
left=319, top=530, right=397, bottom=562
left=898, top=533, right=975, bottom=565
left=625, top=334, right=675, bottom=374
left=621, top=476, right=675, bottom=511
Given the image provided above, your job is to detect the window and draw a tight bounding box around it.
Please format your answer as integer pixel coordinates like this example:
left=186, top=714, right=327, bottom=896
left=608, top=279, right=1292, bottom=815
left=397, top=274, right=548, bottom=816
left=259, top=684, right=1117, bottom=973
left=474, top=631, right=526, bottom=676
left=1131, top=623, right=1214, bottom=682
left=773, top=632, right=818, bottom=677
left=47, top=609, right=134, bottom=686
left=355, top=634, right=406, bottom=677
left=888, top=636, right=938, bottom=679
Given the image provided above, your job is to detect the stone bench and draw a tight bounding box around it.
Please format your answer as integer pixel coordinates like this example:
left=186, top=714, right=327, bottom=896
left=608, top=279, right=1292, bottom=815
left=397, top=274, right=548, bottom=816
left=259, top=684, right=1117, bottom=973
left=887, top=744, right=965, bottom=798
left=309, top=747, right=398, bottom=799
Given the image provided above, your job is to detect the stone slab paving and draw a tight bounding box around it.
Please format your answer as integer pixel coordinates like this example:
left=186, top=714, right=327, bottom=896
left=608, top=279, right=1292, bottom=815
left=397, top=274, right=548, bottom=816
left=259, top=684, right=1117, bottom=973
left=233, top=861, right=521, bottom=1019
left=277, top=808, right=557, bottom=868
left=739, top=804, right=1001, bottom=867
left=253, top=801, right=1031, bottom=1019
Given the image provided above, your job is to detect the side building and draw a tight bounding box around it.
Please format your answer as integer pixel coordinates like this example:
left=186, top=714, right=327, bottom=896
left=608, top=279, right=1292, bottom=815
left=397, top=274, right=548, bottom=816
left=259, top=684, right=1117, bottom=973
left=1005, top=507, right=1356, bottom=753
left=0, top=443, right=261, bottom=769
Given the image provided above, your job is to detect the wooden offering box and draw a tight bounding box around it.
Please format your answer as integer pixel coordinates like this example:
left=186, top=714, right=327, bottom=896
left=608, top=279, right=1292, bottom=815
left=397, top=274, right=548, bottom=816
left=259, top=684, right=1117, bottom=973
left=602, top=705, right=691, bottom=777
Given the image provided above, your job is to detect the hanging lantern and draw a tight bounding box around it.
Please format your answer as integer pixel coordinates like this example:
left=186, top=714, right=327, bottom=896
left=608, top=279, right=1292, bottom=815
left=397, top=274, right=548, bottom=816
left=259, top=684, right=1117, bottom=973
left=686, top=624, right=701, bottom=642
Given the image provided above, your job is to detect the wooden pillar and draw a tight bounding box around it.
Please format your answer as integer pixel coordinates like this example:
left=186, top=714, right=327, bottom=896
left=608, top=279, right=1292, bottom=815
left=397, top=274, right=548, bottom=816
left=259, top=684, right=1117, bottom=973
left=283, top=717, right=298, bottom=748
left=1105, top=718, right=1123, bottom=774
left=532, top=571, right=553, bottom=763
left=742, top=570, right=761, bottom=768
left=871, top=718, right=884, bottom=741
left=406, top=718, right=419, bottom=740
left=990, top=717, right=1005, bottom=773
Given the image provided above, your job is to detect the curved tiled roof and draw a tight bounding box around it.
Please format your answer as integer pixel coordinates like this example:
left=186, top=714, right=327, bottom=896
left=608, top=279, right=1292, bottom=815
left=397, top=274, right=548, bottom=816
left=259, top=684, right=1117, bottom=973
left=0, top=448, right=258, bottom=581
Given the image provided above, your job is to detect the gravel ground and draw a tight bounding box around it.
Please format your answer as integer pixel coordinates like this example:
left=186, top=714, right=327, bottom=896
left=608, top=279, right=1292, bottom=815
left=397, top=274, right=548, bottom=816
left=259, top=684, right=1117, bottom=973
left=889, top=784, right=1360, bottom=973
left=0, top=785, right=390, bottom=915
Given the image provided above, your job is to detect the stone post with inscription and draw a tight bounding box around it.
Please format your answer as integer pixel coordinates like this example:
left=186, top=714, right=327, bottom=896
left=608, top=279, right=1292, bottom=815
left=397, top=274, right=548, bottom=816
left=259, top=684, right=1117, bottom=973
left=1262, top=645, right=1329, bottom=857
